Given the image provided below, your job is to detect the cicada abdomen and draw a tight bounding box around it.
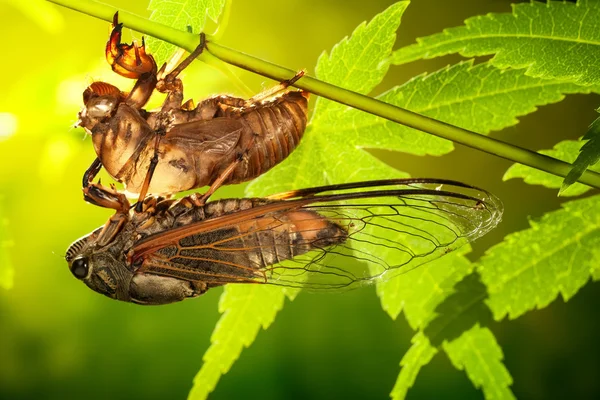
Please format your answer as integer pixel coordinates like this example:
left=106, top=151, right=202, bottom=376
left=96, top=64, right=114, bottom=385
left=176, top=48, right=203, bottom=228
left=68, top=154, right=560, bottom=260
left=141, top=198, right=347, bottom=287
left=211, top=90, right=310, bottom=186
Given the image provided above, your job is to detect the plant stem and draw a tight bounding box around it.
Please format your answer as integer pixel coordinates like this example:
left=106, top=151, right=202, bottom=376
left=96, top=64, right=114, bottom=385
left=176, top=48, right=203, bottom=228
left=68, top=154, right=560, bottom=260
left=48, top=0, right=600, bottom=190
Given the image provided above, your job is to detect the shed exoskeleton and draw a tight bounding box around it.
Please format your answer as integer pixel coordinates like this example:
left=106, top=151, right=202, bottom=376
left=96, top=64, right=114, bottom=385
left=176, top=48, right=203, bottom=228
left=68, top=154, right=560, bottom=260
left=78, top=13, right=309, bottom=211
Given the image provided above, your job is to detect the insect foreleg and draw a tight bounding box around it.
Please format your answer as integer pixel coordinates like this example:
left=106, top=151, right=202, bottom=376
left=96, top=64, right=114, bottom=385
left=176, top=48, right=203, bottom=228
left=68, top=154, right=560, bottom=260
left=82, top=157, right=103, bottom=189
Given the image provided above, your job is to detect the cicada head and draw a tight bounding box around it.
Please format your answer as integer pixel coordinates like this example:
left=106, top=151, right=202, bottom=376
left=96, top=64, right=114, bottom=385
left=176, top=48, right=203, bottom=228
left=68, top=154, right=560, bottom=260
left=77, top=82, right=123, bottom=130
left=66, top=228, right=206, bottom=305
left=65, top=230, right=133, bottom=302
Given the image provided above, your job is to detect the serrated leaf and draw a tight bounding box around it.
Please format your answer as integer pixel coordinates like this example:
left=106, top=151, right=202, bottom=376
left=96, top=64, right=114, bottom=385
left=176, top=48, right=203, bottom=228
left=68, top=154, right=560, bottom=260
left=423, top=272, right=493, bottom=346
left=390, top=332, right=438, bottom=400
left=147, top=0, right=226, bottom=65
left=0, top=200, right=13, bottom=290
left=248, top=1, right=410, bottom=196
left=504, top=139, right=600, bottom=196
left=443, top=325, right=515, bottom=400
left=477, top=194, right=600, bottom=320
left=378, top=247, right=473, bottom=327
left=187, top=285, right=288, bottom=400
left=194, top=4, right=410, bottom=398
left=311, top=1, right=410, bottom=124
left=392, top=0, right=600, bottom=86
left=347, top=60, right=597, bottom=158
left=561, top=111, right=600, bottom=194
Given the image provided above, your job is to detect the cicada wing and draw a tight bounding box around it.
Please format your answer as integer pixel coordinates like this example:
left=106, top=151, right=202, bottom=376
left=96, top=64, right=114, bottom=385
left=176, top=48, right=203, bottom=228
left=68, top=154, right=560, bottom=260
left=164, top=118, right=244, bottom=154
left=135, top=179, right=502, bottom=290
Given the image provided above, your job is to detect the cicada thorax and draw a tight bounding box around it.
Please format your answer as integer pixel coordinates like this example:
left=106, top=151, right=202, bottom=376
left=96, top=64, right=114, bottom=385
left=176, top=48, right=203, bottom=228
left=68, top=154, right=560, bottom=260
left=91, top=103, right=155, bottom=183
left=140, top=197, right=347, bottom=286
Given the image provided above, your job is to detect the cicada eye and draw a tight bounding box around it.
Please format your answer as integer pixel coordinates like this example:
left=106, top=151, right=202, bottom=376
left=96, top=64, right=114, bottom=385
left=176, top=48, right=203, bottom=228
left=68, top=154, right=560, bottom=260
left=71, top=257, right=89, bottom=279
left=86, top=96, right=118, bottom=119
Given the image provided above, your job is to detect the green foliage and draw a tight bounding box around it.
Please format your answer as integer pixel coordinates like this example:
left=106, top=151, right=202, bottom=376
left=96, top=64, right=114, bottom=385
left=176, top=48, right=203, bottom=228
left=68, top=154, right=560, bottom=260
left=247, top=1, right=411, bottom=193
left=391, top=332, right=437, bottom=400
left=346, top=60, right=596, bottom=158
left=378, top=246, right=472, bottom=327
left=0, top=201, right=13, bottom=290
left=443, top=325, right=514, bottom=400
left=561, top=110, right=600, bottom=194
left=192, top=5, right=411, bottom=399
left=477, top=194, right=600, bottom=320
left=505, top=139, right=600, bottom=196
left=188, top=285, right=287, bottom=400
left=389, top=263, right=513, bottom=399
left=391, top=0, right=600, bottom=86
left=184, top=1, right=600, bottom=398
left=147, top=0, right=226, bottom=65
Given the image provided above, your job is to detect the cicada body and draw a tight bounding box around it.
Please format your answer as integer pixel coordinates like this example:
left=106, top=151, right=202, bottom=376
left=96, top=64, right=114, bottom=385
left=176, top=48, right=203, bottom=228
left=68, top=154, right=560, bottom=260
left=66, top=179, right=503, bottom=305
left=78, top=13, right=309, bottom=205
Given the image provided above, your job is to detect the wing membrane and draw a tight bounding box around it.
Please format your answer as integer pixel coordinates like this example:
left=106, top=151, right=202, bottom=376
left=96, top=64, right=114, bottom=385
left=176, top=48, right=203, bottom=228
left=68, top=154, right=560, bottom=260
left=164, top=118, right=243, bottom=154
left=135, top=179, right=502, bottom=290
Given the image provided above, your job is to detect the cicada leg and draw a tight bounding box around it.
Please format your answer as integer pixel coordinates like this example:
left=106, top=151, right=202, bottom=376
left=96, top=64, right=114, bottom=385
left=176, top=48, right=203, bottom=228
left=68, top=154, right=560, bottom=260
left=194, top=135, right=257, bottom=206
left=105, top=12, right=158, bottom=109
left=82, top=157, right=103, bottom=189
left=82, top=181, right=132, bottom=247
left=243, top=70, right=306, bottom=106
left=134, top=134, right=162, bottom=213
left=155, top=33, right=207, bottom=112
left=129, top=34, right=208, bottom=210
left=194, top=157, right=243, bottom=206
left=83, top=181, right=130, bottom=213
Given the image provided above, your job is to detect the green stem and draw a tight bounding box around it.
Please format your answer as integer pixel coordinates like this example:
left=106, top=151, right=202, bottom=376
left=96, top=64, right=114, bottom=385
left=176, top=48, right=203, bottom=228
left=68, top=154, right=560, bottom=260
left=48, top=0, right=600, bottom=190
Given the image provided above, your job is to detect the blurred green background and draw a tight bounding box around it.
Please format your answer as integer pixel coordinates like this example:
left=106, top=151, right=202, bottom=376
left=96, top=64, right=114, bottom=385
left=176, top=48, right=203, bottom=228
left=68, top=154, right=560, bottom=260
left=1, top=0, right=599, bottom=399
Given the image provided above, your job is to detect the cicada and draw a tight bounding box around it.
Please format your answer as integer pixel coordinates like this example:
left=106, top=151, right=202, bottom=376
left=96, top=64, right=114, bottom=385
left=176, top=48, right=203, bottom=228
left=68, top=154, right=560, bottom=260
left=65, top=179, right=502, bottom=305
left=78, top=13, right=309, bottom=211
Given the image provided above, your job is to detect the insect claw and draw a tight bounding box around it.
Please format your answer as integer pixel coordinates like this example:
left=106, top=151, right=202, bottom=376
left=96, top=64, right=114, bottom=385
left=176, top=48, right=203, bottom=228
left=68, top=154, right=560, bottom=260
left=105, top=12, right=157, bottom=79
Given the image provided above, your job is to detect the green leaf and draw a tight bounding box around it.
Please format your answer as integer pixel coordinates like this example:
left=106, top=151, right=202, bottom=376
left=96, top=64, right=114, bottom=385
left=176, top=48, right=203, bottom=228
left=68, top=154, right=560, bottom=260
left=248, top=1, right=410, bottom=196
left=504, top=139, right=600, bottom=196
left=391, top=271, right=502, bottom=399
left=561, top=111, right=600, bottom=194
left=378, top=247, right=473, bottom=327
left=477, top=194, right=600, bottom=320
left=351, top=61, right=596, bottom=156
left=391, top=0, right=600, bottom=86
left=0, top=200, right=13, bottom=290
left=194, top=4, right=410, bottom=398
left=147, top=0, right=226, bottom=65
left=423, top=272, right=492, bottom=346
left=187, top=285, right=288, bottom=400
left=390, top=332, right=438, bottom=400
left=443, top=325, right=515, bottom=400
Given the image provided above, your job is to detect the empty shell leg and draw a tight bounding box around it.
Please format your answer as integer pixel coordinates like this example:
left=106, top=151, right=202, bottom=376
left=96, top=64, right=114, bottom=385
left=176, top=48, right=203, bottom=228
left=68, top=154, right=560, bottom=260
left=83, top=181, right=130, bottom=214
left=244, top=70, right=305, bottom=106
left=134, top=134, right=162, bottom=213
left=82, top=157, right=103, bottom=189
left=106, top=13, right=158, bottom=109
left=195, top=158, right=242, bottom=206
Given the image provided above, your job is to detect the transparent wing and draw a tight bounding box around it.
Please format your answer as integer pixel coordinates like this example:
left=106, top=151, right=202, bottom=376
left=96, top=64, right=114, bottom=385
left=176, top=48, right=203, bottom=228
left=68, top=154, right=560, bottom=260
left=139, top=180, right=503, bottom=290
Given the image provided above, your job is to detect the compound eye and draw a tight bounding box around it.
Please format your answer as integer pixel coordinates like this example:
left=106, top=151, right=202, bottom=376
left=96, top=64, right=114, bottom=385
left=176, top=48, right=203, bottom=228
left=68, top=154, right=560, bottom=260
left=71, top=257, right=89, bottom=279
left=87, top=97, right=117, bottom=119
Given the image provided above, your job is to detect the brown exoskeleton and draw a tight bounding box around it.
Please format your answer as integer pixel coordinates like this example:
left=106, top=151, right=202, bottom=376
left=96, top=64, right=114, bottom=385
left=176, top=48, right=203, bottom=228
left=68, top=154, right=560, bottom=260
left=78, top=13, right=309, bottom=211
left=66, top=179, right=502, bottom=305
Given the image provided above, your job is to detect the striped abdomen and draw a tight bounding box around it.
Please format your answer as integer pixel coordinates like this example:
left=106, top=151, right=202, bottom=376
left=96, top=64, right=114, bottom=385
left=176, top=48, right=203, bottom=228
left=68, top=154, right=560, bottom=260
left=226, top=90, right=309, bottom=184
left=148, top=198, right=347, bottom=285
